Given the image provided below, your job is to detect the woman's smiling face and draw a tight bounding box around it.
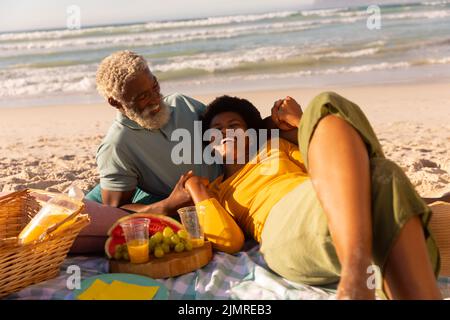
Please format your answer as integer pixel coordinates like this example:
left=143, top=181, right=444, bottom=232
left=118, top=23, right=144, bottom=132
left=209, top=111, right=250, bottom=163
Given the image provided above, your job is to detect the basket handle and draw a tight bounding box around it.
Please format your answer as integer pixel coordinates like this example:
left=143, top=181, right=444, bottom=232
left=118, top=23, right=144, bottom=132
left=32, top=190, right=86, bottom=237
left=45, top=209, right=83, bottom=236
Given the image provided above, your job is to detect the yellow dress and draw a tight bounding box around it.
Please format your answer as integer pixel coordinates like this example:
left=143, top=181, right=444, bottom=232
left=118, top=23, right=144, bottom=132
left=197, top=138, right=309, bottom=253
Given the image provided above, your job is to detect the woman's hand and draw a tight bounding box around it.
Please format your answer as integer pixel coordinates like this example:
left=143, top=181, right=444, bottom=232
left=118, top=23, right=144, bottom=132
left=185, top=176, right=209, bottom=190
left=184, top=175, right=212, bottom=203
left=271, top=96, right=303, bottom=129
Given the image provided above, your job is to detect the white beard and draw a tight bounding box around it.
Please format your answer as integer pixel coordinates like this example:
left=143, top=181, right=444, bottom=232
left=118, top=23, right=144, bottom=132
left=124, top=101, right=170, bottom=130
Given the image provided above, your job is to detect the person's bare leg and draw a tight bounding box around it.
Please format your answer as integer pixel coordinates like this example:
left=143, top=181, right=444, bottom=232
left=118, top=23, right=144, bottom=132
left=308, top=115, right=374, bottom=299
left=383, top=216, right=442, bottom=300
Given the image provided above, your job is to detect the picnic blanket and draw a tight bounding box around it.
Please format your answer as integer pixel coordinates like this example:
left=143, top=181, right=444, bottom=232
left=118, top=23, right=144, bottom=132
left=4, top=242, right=450, bottom=300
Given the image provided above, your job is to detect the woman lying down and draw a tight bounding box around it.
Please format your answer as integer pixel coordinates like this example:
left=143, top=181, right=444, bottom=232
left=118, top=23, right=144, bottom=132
left=180, top=92, right=442, bottom=300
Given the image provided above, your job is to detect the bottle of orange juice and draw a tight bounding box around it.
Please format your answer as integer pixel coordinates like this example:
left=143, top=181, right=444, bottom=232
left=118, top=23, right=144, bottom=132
left=18, top=185, right=84, bottom=245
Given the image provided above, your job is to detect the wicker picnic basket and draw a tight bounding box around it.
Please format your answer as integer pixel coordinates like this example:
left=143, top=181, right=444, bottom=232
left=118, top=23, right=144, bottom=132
left=0, top=189, right=90, bottom=298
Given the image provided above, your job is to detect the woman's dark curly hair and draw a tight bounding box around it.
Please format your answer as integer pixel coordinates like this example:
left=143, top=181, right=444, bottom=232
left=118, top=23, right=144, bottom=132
left=201, top=95, right=264, bottom=133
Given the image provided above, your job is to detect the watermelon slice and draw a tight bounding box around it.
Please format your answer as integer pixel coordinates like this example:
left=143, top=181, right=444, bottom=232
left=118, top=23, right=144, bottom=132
left=104, top=213, right=184, bottom=259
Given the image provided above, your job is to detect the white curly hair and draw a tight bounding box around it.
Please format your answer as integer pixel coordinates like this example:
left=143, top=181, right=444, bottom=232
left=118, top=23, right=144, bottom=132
left=96, top=50, right=149, bottom=104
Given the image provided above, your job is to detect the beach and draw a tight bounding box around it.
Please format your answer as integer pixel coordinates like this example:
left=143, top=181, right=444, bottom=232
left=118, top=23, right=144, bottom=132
left=1, top=81, right=449, bottom=198
left=2, top=1, right=450, bottom=200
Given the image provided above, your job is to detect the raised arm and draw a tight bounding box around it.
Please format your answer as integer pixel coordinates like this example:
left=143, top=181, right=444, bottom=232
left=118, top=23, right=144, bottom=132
left=262, top=96, right=303, bottom=145
left=184, top=176, right=245, bottom=254
left=272, top=96, right=303, bottom=129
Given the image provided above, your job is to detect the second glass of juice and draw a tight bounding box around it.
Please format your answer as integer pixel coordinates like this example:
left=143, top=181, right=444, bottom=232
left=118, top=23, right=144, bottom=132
left=120, top=218, right=150, bottom=264
left=177, top=205, right=205, bottom=248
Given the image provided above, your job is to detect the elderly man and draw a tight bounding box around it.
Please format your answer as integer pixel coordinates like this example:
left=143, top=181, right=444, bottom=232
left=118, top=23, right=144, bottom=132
left=85, top=50, right=222, bottom=215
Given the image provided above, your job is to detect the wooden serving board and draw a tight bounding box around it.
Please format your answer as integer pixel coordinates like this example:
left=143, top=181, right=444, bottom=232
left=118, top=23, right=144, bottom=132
left=109, top=241, right=213, bottom=279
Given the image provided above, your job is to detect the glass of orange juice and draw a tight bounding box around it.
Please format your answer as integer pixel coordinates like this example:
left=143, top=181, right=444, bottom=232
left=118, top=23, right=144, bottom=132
left=120, top=218, right=150, bottom=264
left=177, top=205, right=205, bottom=248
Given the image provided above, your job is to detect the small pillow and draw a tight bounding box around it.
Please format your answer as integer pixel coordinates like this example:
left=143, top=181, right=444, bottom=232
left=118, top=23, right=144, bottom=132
left=70, top=199, right=129, bottom=254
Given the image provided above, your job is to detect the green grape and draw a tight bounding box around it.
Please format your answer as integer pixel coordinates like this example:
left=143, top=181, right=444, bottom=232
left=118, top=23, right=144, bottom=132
left=154, top=246, right=164, bottom=258
left=123, top=251, right=130, bottom=261
left=162, top=226, right=174, bottom=238
left=170, top=234, right=180, bottom=245
left=174, top=242, right=185, bottom=253
left=185, top=241, right=193, bottom=251
left=148, top=238, right=157, bottom=251
left=161, top=243, right=170, bottom=253
left=113, top=249, right=122, bottom=260
left=163, top=237, right=172, bottom=247
left=115, top=244, right=124, bottom=254
left=177, top=229, right=189, bottom=240
left=151, top=232, right=163, bottom=244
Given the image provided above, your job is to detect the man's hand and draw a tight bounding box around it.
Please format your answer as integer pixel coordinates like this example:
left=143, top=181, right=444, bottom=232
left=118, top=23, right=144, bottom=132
left=165, top=170, right=195, bottom=212
left=118, top=171, right=197, bottom=216
left=271, top=96, right=303, bottom=129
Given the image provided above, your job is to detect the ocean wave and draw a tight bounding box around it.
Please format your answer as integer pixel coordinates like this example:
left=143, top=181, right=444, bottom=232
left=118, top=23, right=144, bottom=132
left=0, top=24, right=148, bottom=43
left=300, top=6, right=384, bottom=20
left=384, top=9, right=450, bottom=20
left=314, top=48, right=380, bottom=59
left=412, top=56, right=450, bottom=65
left=234, top=61, right=412, bottom=82
left=0, top=7, right=393, bottom=49
left=0, top=21, right=318, bottom=54
left=1, top=4, right=449, bottom=46
left=421, top=0, right=450, bottom=6
left=300, top=8, right=348, bottom=17
left=173, top=61, right=414, bottom=87
left=0, top=64, right=97, bottom=98
left=3, top=13, right=387, bottom=55
left=0, top=11, right=299, bottom=43
left=143, top=11, right=298, bottom=30
left=0, top=8, right=372, bottom=47
left=153, top=46, right=302, bottom=73
left=152, top=45, right=384, bottom=74
left=326, top=61, right=411, bottom=73
left=6, top=9, right=419, bottom=55
left=429, top=56, right=450, bottom=64
left=374, top=37, right=450, bottom=58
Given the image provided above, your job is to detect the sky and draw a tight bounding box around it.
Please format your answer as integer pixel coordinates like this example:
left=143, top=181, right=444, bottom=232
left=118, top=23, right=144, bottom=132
left=0, top=0, right=416, bottom=33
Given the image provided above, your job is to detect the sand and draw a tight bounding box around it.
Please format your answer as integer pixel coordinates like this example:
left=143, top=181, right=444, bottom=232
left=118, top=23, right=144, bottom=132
left=1, top=82, right=449, bottom=198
